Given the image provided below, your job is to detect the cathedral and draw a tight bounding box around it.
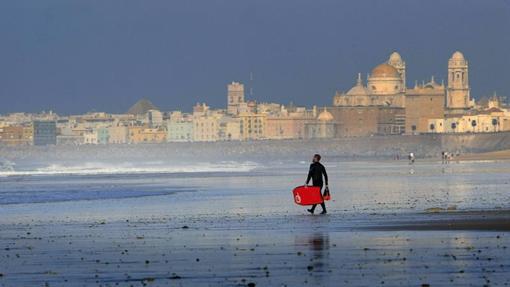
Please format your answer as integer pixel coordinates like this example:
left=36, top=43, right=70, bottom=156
left=333, top=52, right=407, bottom=108
left=330, top=51, right=474, bottom=136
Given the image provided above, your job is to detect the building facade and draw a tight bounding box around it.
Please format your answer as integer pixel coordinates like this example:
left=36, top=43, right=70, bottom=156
left=305, top=109, right=336, bottom=139
left=405, top=77, right=446, bottom=134
left=33, top=121, right=57, bottom=146
left=128, top=126, right=167, bottom=143
left=193, top=113, right=221, bottom=142
left=168, top=121, right=193, bottom=142
left=239, top=112, right=266, bottom=140
left=0, top=125, right=32, bottom=145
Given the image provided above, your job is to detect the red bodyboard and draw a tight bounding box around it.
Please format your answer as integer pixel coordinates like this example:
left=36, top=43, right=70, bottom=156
left=292, top=186, right=323, bottom=205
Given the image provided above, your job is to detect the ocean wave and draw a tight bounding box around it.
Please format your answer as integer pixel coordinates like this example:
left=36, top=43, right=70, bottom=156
left=0, top=161, right=259, bottom=177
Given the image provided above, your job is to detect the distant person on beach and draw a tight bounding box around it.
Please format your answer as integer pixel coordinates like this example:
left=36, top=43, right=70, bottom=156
left=305, top=154, right=329, bottom=215
left=408, top=152, right=415, bottom=164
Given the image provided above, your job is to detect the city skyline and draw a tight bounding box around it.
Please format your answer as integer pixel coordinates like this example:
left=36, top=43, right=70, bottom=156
left=1, top=0, right=510, bottom=114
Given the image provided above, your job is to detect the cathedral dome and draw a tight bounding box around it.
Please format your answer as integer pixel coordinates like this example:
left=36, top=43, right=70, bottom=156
left=317, top=109, right=334, bottom=121
left=346, top=85, right=369, bottom=96
left=346, top=73, right=369, bottom=96
left=451, top=51, right=465, bottom=60
left=371, top=63, right=399, bottom=78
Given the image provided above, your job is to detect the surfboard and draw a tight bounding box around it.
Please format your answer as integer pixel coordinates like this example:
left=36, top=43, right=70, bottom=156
left=292, top=185, right=324, bottom=205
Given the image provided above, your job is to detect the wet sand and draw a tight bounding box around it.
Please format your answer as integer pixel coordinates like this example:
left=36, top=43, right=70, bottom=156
left=1, top=211, right=510, bottom=287
left=363, top=210, right=510, bottom=231
left=2, top=159, right=510, bottom=286
left=456, top=149, right=510, bottom=161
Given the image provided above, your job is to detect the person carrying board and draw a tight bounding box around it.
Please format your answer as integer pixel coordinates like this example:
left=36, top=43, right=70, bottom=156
left=305, top=154, right=329, bottom=215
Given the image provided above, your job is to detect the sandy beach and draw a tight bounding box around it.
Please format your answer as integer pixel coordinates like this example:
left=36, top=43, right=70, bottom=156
left=1, top=211, right=509, bottom=286
left=457, top=149, right=510, bottom=161
left=2, top=158, right=510, bottom=286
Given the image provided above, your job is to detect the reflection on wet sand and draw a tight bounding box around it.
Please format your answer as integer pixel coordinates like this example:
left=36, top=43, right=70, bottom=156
left=294, top=232, right=330, bottom=285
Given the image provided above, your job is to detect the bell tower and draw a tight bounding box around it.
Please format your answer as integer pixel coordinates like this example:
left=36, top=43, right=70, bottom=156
left=387, top=51, right=406, bottom=92
left=447, top=51, right=471, bottom=110
left=227, top=81, right=245, bottom=115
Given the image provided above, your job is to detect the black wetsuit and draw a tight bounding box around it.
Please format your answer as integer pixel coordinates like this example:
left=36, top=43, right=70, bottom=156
left=306, top=162, right=328, bottom=212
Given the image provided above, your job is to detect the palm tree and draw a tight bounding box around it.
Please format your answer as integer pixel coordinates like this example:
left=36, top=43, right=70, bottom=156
left=429, top=123, right=435, bottom=133
left=451, top=122, right=457, bottom=133
left=492, top=118, right=499, bottom=132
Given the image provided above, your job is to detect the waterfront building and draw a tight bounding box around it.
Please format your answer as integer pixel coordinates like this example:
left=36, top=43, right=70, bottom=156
left=128, top=126, right=167, bottom=143
left=83, top=130, right=99, bottom=144
left=428, top=107, right=510, bottom=134
left=193, top=103, right=210, bottom=116
left=329, top=106, right=405, bottom=137
left=168, top=121, right=194, bottom=142
left=0, top=125, right=32, bottom=145
left=239, top=112, right=266, bottom=140
left=56, top=134, right=84, bottom=145
left=167, top=111, right=193, bottom=142
left=305, top=108, right=336, bottom=139
left=219, top=116, right=241, bottom=141
left=33, top=121, right=57, bottom=146
left=256, top=103, right=282, bottom=115
left=265, top=106, right=316, bottom=140
left=108, top=125, right=129, bottom=144
left=193, top=113, right=221, bottom=142
left=405, top=77, right=446, bottom=134
left=146, top=109, right=163, bottom=127
left=97, top=127, right=110, bottom=144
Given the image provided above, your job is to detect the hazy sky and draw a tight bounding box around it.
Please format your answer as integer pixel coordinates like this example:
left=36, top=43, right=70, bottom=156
left=1, top=0, right=509, bottom=114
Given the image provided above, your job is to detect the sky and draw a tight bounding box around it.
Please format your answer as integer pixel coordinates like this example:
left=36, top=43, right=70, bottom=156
left=0, top=0, right=509, bottom=115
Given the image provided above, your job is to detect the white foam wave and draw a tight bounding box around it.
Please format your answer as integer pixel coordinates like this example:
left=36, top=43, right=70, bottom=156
left=0, top=161, right=259, bottom=177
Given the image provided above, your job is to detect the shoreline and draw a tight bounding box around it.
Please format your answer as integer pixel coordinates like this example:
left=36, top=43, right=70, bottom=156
left=3, top=131, right=510, bottom=162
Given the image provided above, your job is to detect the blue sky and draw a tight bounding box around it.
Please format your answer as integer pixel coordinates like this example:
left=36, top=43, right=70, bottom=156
left=1, top=0, right=509, bottom=114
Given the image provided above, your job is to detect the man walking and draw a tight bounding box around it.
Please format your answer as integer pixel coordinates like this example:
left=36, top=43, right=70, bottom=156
left=305, top=154, right=329, bottom=215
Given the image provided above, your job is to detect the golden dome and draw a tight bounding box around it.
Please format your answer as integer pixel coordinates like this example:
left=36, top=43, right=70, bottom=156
left=371, top=63, right=399, bottom=78
left=318, top=109, right=334, bottom=121
left=346, top=73, right=369, bottom=96
left=346, top=85, right=369, bottom=96
left=451, top=51, right=465, bottom=60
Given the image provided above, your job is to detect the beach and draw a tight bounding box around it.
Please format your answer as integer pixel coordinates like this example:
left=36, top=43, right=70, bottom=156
left=457, top=149, right=510, bottom=162
left=1, top=158, right=510, bottom=286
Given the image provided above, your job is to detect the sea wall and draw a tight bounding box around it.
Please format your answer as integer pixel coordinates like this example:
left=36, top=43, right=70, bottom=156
left=1, top=132, right=510, bottom=162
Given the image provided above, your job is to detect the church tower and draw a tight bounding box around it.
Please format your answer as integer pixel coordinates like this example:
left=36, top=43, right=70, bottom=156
left=227, top=81, right=245, bottom=115
left=387, top=51, right=406, bottom=92
left=447, top=51, right=471, bottom=110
